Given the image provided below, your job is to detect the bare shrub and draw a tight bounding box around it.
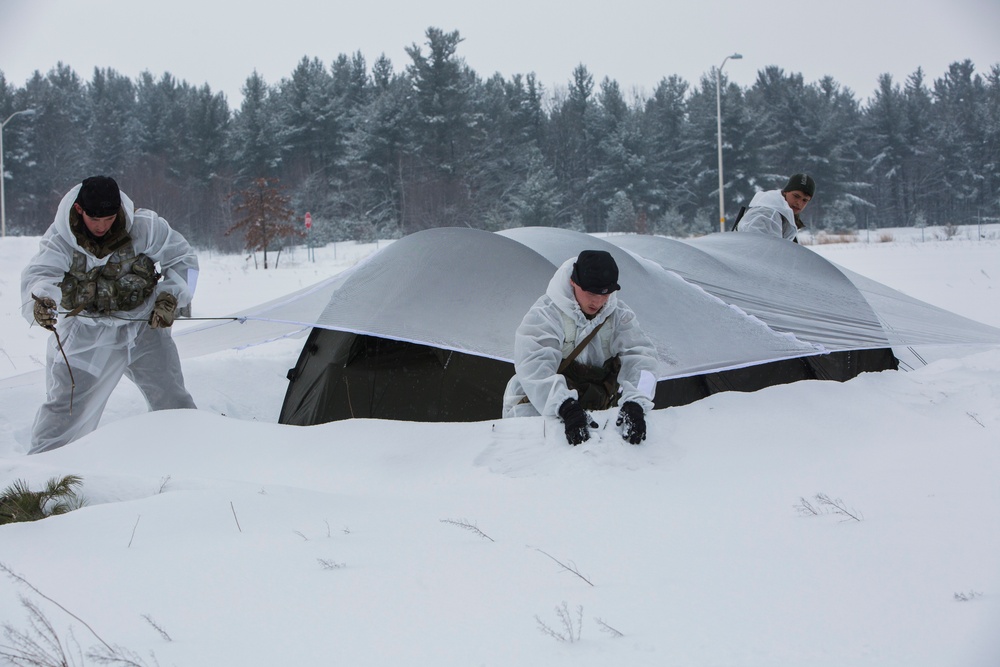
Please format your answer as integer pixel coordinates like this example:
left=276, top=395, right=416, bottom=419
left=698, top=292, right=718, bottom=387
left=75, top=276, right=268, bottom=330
left=0, top=563, right=161, bottom=667
left=139, top=615, right=171, bottom=643
left=594, top=617, right=624, bottom=638
left=535, top=602, right=583, bottom=643
left=795, top=493, right=864, bottom=522
left=878, top=232, right=894, bottom=243
left=954, top=590, right=983, bottom=602
left=155, top=477, right=170, bottom=495
left=1, top=595, right=84, bottom=667
left=440, top=518, right=494, bottom=542
left=534, top=548, right=593, bottom=586
left=814, top=231, right=858, bottom=245
left=794, top=497, right=821, bottom=516
left=317, top=559, right=345, bottom=570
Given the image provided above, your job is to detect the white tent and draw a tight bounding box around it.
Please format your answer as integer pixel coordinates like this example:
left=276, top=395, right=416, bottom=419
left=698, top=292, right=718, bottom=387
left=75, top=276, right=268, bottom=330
left=156, top=227, right=1000, bottom=423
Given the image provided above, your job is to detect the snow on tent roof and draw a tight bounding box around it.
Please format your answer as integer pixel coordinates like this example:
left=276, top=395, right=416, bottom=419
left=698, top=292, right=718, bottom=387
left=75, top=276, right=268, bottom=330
left=606, top=232, right=1000, bottom=351
left=174, top=227, right=1000, bottom=377
left=179, top=227, right=846, bottom=381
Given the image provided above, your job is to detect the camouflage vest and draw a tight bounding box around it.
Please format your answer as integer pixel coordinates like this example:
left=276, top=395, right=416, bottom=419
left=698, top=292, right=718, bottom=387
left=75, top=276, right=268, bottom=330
left=59, top=243, right=160, bottom=315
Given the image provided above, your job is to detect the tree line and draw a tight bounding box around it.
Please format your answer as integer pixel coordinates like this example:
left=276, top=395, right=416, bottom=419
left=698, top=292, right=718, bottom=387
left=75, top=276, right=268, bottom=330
left=1, top=27, right=997, bottom=250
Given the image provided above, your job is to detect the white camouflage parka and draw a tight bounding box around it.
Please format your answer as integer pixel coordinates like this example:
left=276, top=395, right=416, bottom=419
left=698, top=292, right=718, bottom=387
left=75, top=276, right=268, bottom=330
left=20, top=183, right=200, bottom=453
left=502, top=258, right=658, bottom=418
left=736, top=189, right=799, bottom=240
left=21, top=184, right=199, bottom=374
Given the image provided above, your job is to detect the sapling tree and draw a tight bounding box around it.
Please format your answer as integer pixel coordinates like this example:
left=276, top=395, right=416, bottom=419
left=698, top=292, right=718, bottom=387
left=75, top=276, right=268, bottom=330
left=226, top=177, right=305, bottom=269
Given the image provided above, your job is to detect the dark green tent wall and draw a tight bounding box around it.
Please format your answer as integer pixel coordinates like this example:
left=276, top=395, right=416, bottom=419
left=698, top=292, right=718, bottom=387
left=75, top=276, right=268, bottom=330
left=280, top=330, right=517, bottom=424
left=278, top=331, right=898, bottom=425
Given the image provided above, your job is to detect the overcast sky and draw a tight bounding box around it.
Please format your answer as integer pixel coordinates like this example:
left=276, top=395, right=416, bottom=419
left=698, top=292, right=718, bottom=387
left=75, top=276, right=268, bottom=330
left=3, top=0, right=998, bottom=108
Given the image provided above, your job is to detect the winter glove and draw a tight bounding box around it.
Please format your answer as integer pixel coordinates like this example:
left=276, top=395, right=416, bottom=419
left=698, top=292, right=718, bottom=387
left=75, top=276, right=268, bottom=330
left=616, top=401, right=646, bottom=445
left=31, top=294, right=58, bottom=331
left=558, top=398, right=592, bottom=446
left=149, top=293, right=178, bottom=329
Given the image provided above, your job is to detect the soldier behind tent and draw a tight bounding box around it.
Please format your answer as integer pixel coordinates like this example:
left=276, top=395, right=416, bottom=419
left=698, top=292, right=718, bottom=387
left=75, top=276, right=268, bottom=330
left=21, top=176, right=199, bottom=453
left=734, top=173, right=815, bottom=242
left=502, top=250, right=658, bottom=445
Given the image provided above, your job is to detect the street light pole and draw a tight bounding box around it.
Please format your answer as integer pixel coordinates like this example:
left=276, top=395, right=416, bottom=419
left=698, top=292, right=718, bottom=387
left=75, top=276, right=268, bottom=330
left=1, top=108, right=36, bottom=239
left=716, top=53, right=742, bottom=233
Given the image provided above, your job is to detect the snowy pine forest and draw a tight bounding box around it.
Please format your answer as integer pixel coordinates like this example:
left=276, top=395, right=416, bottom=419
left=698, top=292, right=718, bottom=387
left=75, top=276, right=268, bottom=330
left=1, top=27, right=998, bottom=248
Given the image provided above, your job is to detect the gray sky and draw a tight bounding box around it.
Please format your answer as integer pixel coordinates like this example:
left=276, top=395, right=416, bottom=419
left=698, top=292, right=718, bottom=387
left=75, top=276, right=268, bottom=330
left=2, top=0, right=998, bottom=107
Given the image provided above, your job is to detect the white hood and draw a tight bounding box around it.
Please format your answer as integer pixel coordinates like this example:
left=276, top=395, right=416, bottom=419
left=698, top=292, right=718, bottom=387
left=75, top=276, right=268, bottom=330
left=50, top=183, right=137, bottom=257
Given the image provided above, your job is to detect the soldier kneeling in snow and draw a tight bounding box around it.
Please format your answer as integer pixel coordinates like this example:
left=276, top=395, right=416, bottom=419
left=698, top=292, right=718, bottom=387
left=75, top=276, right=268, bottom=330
left=502, top=250, right=658, bottom=445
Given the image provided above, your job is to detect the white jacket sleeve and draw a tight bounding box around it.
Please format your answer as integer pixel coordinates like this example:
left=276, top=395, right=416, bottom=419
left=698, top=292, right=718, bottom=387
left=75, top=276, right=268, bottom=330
left=610, top=304, right=658, bottom=413
left=511, top=297, right=577, bottom=417
left=738, top=206, right=787, bottom=238
left=20, top=227, right=74, bottom=324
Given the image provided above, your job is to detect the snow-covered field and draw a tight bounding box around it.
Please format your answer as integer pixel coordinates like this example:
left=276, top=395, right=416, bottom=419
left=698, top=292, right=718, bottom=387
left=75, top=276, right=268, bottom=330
left=1, top=227, right=998, bottom=666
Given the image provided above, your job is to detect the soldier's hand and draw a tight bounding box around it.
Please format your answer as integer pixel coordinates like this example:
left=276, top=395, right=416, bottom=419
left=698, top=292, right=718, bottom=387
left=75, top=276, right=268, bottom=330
left=31, top=294, right=58, bottom=331
left=616, top=401, right=646, bottom=445
left=149, top=293, right=178, bottom=329
left=558, top=398, right=592, bottom=446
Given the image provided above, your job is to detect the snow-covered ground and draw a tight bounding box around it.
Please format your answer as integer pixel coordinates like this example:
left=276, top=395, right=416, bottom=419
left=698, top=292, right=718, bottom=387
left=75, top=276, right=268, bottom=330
left=1, top=226, right=998, bottom=666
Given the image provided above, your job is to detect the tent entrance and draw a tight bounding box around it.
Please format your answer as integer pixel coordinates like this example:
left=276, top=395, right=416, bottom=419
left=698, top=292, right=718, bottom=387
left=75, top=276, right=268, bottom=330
left=279, top=329, right=515, bottom=425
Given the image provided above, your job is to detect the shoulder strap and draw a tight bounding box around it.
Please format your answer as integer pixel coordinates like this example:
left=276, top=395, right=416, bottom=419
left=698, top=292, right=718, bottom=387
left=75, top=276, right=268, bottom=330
left=730, top=206, right=748, bottom=231
left=558, top=318, right=607, bottom=373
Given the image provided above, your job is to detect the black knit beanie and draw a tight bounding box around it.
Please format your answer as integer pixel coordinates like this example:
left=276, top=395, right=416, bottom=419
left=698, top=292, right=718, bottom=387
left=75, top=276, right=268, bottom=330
left=571, top=250, right=621, bottom=295
left=75, top=176, right=122, bottom=217
left=782, top=173, right=816, bottom=197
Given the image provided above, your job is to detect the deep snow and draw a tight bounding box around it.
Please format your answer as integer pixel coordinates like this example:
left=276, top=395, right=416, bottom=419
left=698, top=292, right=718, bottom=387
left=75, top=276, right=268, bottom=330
left=1, top=227, right=998, bottom=666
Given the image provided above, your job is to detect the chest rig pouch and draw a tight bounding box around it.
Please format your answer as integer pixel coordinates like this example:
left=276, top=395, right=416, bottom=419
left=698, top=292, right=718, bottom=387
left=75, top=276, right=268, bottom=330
left=59, top=244, right=161, bottom=315
left=558, top=314, right=621, bottom=411
left=561, top=355, right=622, bottom=411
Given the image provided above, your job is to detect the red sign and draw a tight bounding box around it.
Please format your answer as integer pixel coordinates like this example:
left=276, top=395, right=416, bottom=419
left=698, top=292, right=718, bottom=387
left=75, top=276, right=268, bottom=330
left=304, top=212, right=312, bottom=229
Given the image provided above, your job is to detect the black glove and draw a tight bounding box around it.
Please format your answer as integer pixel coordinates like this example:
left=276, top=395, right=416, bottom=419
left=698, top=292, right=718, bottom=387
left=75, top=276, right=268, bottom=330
left=31, top=294, right=58, bottom=331
left=616, top=401, right=646, bottom=445
left=149, top=293, right=178, bottom=328
left=558, top=398, right=591, bottom=446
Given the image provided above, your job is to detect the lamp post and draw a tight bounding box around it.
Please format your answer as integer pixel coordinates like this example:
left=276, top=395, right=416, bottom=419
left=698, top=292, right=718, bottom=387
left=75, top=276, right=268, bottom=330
left=1, top=108, right=36, bottom=238
left=715, top=53, right=742, bottom=233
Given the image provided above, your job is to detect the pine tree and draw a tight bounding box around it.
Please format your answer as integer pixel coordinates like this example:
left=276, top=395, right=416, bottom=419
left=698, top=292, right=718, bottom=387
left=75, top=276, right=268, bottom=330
left=0, top=72, right=39, bottom=232
left=795, top=76, right=864, bottom=230
left=605, top=190, right=638, bottom=233
left=862, top=74, right=909, bottom=227
left=685, top=73, right=735, bottom=231
left=402, top=27, right=476, bottom=230
left=341, top=55, right=412, bottom=240
left=982, top=66, right=1000, bottom=218
left=277, top=56, right=343, bottom=181
left=930, top=60, right=988, bottom=225
left=228, top=71, right=283, bottom=180
left=897, top=69, right=937, bottom=227
left=547, top=64, right=602, bottom=230
left=590, top=78, right=649, bottom=229
left=17, top=65, right=90, bottom=231
left=641, top=75, right=695, bottom=220
left=86, top=68, right=140, bottom=177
